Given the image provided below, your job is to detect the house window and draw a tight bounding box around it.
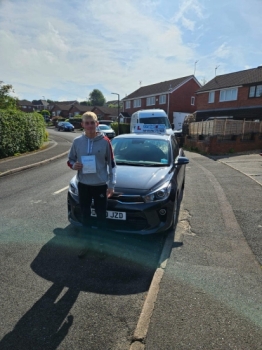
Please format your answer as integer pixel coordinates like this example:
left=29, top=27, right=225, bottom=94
left=208, top=91, right=215, bottom=103
left=219, top=88, right=238, bottom=102
left=159, top=95, right=166, bottom=104
left=74, top=111, right=79, bottom=116
left=249, top=84, right=262, bottom=98
left=146, top=96, right=155, bottom=106
left=191, top=96, right=195, bottom=105
left=133, top=99, right=141, bottom=108
left=126, top=101, right=131, bottom=109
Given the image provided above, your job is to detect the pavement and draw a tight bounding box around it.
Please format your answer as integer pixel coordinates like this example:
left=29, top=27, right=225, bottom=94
left=1, top=134, right=262, bottom=349
left=0, top=133, right=71, bottom=177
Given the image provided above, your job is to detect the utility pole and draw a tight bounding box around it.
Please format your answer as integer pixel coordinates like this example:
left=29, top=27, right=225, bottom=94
left=111, top=92, right=120, bottom=135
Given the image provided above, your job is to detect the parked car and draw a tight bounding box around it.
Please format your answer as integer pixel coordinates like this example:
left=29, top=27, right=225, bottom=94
left=98, top=124, right=116, bottom=139
left=57, top=122, right=74, bottom=132
left=99, top=120, right=114, bottom=126
left=68, top=133, right=189, bottom=234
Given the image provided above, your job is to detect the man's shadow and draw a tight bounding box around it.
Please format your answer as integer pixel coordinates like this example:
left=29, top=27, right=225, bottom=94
left=0, top=225, right=164, bottom=349
left=0, top=284, right=78, bottom=350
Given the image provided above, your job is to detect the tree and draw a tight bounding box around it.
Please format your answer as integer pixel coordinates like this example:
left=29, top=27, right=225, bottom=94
left=88, top=89, right=106, bottom=106
left=39, top=109, right=50, bottom=117
left=80, top=101, right=91, bottom=106
left=0, top=81, right=17, bottom=110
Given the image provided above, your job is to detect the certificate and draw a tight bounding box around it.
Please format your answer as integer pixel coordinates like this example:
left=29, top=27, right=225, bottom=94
left=81, top=155, right=96, bottom=174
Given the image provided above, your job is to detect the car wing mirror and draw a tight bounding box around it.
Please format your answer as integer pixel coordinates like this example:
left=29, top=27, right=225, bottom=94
left=174, top=156, right=189, bottom=165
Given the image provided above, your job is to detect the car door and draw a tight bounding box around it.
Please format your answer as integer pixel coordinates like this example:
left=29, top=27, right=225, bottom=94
left=171, top=136, right=184, bottom=191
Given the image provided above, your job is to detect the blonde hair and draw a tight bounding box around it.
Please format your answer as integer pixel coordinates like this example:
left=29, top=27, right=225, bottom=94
left=82, top=111, right=98, bottom=122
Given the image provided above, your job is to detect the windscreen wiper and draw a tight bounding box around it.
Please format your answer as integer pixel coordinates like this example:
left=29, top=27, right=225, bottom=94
left=116, top=162, right=145, bottom=166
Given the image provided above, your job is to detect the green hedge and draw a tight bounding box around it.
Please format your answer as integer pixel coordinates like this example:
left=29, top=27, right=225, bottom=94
left=0, top=109, right=46, bottom=158
left=111, top=122, right=130, bottom=135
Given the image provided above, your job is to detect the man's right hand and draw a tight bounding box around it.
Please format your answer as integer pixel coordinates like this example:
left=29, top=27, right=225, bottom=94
left=73, top=161, right=83, bottom=170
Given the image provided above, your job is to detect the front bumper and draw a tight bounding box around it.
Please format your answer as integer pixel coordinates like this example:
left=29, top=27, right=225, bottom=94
left=67, top=191, right=175, bottom=235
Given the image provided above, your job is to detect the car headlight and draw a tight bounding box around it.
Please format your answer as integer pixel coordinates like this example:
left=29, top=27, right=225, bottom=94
left=69, top=180, right=78, bottom=196
left=143, top=181, right=172, bottom=203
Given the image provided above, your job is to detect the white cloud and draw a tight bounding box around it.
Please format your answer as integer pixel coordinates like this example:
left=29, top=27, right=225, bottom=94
left=172, top=0, right=204, bottom=31
left=0, top=0, right=197, bottom=100
left=0, top=0, right=261, bottom=101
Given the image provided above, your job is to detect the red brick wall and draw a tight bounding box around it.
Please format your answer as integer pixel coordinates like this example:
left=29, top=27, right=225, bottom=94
left=123, top=78, right=200, bottom=123
left=185, top=134, right=262, bottom=155
left=196, top=86, right=262, bottom=110
left=124, top=96, right=168, bottom=116
left=168, top=79, right=199, bottom=119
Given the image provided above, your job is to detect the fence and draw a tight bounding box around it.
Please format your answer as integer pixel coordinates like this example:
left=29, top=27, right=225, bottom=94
left=189, top=119, right=262, bottom=137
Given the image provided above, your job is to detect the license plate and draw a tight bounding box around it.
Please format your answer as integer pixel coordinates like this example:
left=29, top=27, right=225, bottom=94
left=91, top=209, right=126, bottom=220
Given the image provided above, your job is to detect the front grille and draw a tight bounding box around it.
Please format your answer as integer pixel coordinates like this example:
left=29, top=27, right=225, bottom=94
left=107, top=216, right=149, bottom=231
left=111, top=194, right=144, bottom=203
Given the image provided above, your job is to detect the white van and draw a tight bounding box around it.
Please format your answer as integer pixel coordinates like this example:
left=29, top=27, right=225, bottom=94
left=130, top=109, right=174, bottom=134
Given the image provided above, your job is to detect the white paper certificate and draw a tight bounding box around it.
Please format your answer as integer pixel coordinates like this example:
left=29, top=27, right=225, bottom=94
left=81, top=155, right=96, bottom=174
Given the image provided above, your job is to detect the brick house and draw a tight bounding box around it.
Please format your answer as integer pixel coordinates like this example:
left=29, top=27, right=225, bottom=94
left=195, top=66, right=262, bottom=121
left=122, top=75, right=201, bottom=125
left=17, top=100, right=34, bottom=113
left=51, top=103, right=74, bottom=118
left=32, top=99, right=49, bottom=111
left=48, top=100, right=78, bottom=111
left=92, top=107, right=119, bottom=121
left=68, top=104, right=94, bottom=117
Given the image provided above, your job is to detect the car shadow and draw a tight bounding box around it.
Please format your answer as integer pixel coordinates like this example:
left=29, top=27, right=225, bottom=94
left=0, top=227, right=165, bottom=350
left=30, top=225, right=165, bottom=295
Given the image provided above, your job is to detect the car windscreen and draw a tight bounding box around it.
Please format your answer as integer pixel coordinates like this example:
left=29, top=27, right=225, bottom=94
left=140, top=117, right=171, bottom=129
left=111, top=138, right=170, bottom=166
left=99, top=125, right=111, bottom=130
left=64, top=122, right=72, bottom=126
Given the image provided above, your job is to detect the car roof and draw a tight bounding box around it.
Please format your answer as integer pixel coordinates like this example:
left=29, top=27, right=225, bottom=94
left=114, top=133, right=171, bottom=141
left=99, top=124, right=111, bottom=127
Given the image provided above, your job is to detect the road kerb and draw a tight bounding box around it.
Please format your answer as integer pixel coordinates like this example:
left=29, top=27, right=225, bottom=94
left=130, top=229, right=175, bottom=350
left=0, top=151, right=69, bottom=177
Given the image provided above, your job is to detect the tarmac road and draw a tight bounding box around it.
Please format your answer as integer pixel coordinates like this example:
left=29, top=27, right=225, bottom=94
left=0, top=129, right=261, bottom=349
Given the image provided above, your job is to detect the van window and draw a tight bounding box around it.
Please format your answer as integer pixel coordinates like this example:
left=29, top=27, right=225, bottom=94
left=140, top=117, right=171, bottom=129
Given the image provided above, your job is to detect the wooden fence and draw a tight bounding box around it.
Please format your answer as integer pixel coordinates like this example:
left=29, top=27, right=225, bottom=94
left=189, top=119, right=262, bottom=136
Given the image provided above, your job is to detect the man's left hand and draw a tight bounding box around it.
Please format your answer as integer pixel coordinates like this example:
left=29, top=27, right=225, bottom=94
left=107, top=188, right=114, bottom=198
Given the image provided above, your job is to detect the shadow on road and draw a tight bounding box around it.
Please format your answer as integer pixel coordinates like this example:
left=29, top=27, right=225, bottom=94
left=0, top=226, right=165, bottom=349
left=0, top=284, right=78, bottom=350
left=30, top=225, right=165, bottom=295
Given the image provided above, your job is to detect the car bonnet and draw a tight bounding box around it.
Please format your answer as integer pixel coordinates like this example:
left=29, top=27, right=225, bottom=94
left=114, top=165, right=171, bottom=190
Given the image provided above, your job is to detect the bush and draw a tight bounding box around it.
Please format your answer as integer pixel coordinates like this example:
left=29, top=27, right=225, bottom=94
left=111, top=122, right=130, bottom=135
left=44, top=130, right=49, bottom=142
left=0, top=109, right=46, bottom=158
left=39, top=109, right=50, bottom=117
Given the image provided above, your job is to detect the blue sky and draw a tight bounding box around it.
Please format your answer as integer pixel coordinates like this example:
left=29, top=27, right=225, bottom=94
left=0, top=0, right=262, bottom=102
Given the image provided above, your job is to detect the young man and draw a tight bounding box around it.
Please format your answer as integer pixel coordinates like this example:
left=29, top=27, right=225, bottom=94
left=67, top=112, right=116, bottom=255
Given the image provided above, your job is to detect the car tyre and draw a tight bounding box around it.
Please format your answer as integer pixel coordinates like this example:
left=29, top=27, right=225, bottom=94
left=170, top=195, right=179, bottom=231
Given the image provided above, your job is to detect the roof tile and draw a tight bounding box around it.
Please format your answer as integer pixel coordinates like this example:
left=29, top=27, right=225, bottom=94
left=123, top=75, right=195, bottom=100
left=197, top=66, right=262, bottom=92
